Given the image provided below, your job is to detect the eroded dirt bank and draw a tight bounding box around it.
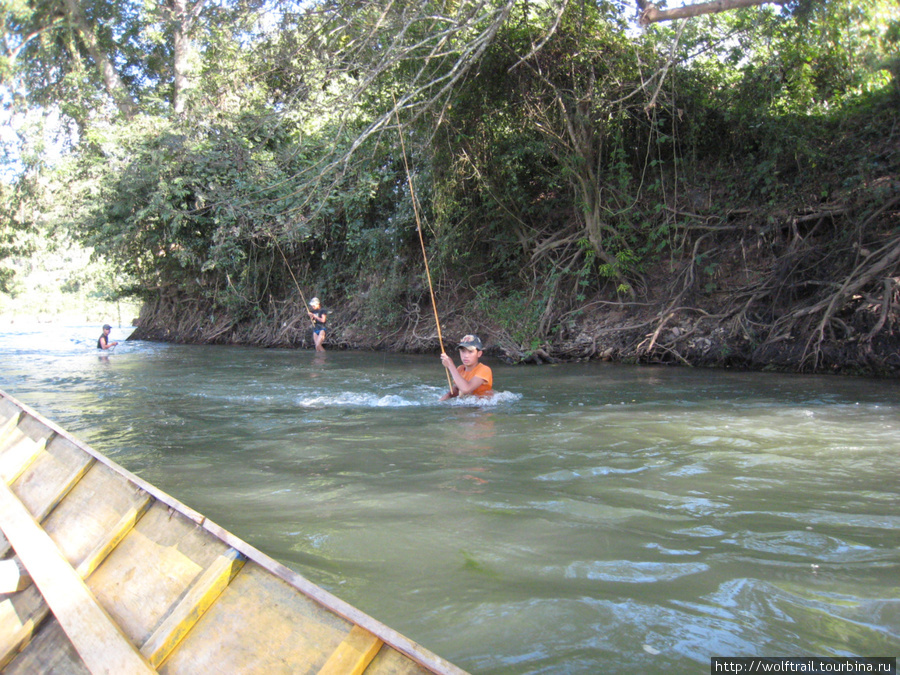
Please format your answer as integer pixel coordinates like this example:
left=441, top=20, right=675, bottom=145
left=131, top=301, right=900, bottom=377
left=131, top=223, right=900, bottom=378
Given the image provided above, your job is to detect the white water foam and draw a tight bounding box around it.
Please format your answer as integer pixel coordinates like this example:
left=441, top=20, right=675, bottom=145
left=296, top=390, right=522, bottom=408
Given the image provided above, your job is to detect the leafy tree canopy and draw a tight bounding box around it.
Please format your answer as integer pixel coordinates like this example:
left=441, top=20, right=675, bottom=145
left=0, top=0, right=897, bottom=369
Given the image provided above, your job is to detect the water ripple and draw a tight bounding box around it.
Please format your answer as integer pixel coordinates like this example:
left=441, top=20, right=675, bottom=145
left=562, top=560, right=710, bottom=583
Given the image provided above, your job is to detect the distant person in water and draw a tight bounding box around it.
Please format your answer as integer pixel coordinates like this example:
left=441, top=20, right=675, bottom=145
left=440, top=334, right=493, bottom=401
left=307, top=297, right=327, bottom=352
left=97, top=324, right=118, bottom=350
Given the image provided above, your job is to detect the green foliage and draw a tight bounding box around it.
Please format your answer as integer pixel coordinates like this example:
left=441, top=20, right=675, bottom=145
left=0, top=180, right=34, bottom=294
left=597, top=249, right=638, bottom=296
left=2, top=0, right=897, bottom=340
left=0, top=217, right=140, bottom=321
left=472, top=282, right=547, bottom=347
left=3, top=0, right=262, bottom=123
left=668, top=1, right=898, bottom=175
left=358, top=264, right=412, bottom=330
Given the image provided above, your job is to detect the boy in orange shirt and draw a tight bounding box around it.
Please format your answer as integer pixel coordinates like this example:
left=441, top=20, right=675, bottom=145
left=439, top=334, right=493, bottom=400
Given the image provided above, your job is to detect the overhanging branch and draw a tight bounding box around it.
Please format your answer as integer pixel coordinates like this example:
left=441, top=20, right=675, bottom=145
left=636, top=0, right=785, bottom=25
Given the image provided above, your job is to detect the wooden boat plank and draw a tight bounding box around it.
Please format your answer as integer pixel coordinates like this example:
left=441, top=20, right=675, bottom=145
left=0, top=415, right=51, bottom=485
left=367, top=645, right=441, bottom=675
left=88, top=500, right=231, bottom=646
left=0, top=484, right=151, bottom=667
left=0, top=586, right=47, bottom=669
left=12, top=434, right=94, bottom=524
left=0, top=398, right=22, bottom=428
left=141, top=548, right=245, bottom=667
left=0, top=412, right=21, bottom=444
left=41, top=462, right=152, bottom=568
left=0, top=392, right=205, bottom=528
left=0, top=478, right=155, bottom=674
left=1, top=617, right=90, bottom=675
left=158, top=562, right=352, bottom=674
left=0, top=432, right=93, bottom=561
left=74, top=496, right=153, bottom=580
left=0, top=561, right=29, bottom=594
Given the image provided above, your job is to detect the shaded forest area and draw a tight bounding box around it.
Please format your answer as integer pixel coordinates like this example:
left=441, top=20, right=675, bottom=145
left=3, top=0, right=899, bottom=375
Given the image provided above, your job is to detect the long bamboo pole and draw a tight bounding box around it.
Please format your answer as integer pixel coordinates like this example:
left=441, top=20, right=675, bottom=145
left=395, top=104, right=453, bottom=393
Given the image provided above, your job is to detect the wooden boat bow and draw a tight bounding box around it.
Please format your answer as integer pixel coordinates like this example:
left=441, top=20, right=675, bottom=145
left=0, top=389, right=468, bottom=675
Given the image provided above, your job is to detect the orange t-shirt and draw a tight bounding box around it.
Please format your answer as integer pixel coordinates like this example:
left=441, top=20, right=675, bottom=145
left=457, top=362, right=493, bottom=397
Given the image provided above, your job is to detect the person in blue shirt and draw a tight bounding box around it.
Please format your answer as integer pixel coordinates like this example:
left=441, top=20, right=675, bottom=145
left=307, top=298, right=327, bottom=352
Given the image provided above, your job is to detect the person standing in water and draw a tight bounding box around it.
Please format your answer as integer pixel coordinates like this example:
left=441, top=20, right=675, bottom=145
left=307, top=297, right=327, bottom=352
left=97, top=324, right=118, bottom=350
left=440, top=334, right=493, bottom=400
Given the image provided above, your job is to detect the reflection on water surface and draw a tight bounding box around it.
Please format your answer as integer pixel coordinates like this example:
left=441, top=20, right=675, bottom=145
left=1, top=325, right=898, bottom=674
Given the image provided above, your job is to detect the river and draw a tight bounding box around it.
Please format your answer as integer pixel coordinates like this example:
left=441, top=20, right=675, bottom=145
left=1, top=324, right=898, bottom=674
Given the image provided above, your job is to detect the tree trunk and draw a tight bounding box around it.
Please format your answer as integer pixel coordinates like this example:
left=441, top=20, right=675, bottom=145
left=169, top=0, right=203, bottom=114
left=61, top=0, right=137, bottom=118
left=553, top=76, right=622, bottom=272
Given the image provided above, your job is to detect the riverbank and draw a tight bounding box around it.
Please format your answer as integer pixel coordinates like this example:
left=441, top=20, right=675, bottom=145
left=130, top=225, right=900, bottom=379
left=131, top=306, right=900, bottom=377
left=129, top=103, right=900, bottom=379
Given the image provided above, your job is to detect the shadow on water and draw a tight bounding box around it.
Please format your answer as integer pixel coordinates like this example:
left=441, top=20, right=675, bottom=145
left=1, top=325, right=898, bottom=674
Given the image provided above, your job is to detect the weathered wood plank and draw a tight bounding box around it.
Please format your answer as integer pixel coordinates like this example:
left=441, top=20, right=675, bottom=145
left=0, top=477, right=151, bottom=669
left=0, top=492, right=151, bottom=669
left=0, top=425, right=49, bottom=485
left=0, top=398, right=21, bottom=425
left=317, top=625, right=384, bottom=675
left=2, top=617, right=90, bottom=675
left=157, top=563, right=351, bottom=674
left=74, top=496, right=153, bottom=580
left=0, top=428, right=91, bottom=561
left=0, top=586, right=47, bottom=669
left=0, top=413, right=21, bottom=444
left=12, top=435, right=95, bottom=524
left=0, top=479, right=156, bottom=674
left=140, top=547, right=245, bottom=668
left=88, top=501, right=230, bottom=647
left=41, top=463, right=152, bottom=570
left=201, top=518, right=470, bottom=675
left=0, top=392, right=205, bottom=528
left=366, top=645, right=440, bottom=675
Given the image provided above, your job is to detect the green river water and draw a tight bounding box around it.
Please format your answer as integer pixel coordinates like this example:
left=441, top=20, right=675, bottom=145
left=1, top=325, right=898, bottom=674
